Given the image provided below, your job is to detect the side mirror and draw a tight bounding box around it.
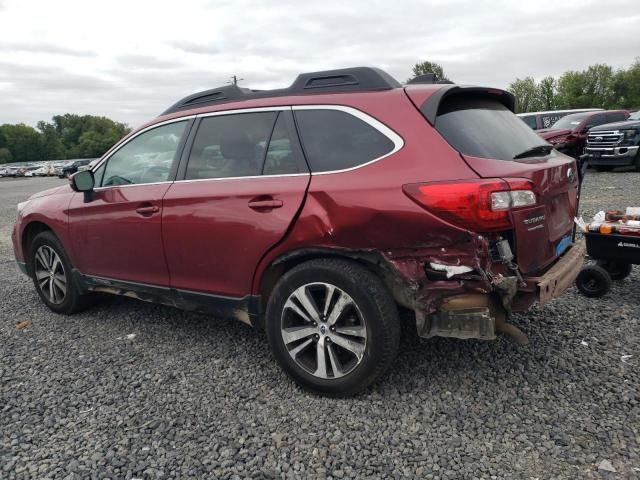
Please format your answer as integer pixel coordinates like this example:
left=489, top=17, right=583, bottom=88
left=70, top=170, right=95, bottom=192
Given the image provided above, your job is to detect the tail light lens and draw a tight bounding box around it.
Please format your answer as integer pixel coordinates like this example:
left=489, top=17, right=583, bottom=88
left=403, top=179, right=537, bottom=232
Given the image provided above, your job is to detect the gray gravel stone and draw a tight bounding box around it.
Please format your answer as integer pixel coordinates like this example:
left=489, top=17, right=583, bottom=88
left=1, top=173, right=639, bottom=479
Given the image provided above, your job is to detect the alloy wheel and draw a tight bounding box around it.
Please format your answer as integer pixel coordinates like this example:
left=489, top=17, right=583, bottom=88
left=34, top=245, right=67, bottom=304
left=280, top=282, right=367, bottom=379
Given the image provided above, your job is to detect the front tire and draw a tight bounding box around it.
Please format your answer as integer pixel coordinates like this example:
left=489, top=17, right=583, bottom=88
left=30, top=231, right=91, bottom=314
left=265, top=258, right=400, bottom=396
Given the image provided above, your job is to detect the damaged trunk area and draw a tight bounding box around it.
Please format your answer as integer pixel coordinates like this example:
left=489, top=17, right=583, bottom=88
left=377, top=234, right=532, bottom=345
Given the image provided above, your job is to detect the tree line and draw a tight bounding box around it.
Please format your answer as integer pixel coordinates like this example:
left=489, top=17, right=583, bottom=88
left=412, top=59, right=640, bottom=114
left=0, top=114, right=130, bottom=164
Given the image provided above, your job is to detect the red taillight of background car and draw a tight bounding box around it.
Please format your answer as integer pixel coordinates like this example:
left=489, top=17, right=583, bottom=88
left=403, top=179, right=537, bottom=232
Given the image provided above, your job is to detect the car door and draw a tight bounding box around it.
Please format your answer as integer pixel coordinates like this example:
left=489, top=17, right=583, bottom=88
left=68, top=119, right=191, bottom=286
left=162, top=109, right=310, bottom=298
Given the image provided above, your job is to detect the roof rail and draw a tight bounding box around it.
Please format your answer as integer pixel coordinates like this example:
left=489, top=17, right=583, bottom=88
left=161, top=66, right=402, bottom=116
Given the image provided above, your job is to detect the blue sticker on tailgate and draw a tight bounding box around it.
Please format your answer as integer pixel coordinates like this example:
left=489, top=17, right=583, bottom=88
left=555, top=235, right=572, bottom=257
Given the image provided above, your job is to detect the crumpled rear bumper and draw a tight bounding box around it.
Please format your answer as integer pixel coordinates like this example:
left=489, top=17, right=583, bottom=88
left=524, top=239, right=586, bottom=307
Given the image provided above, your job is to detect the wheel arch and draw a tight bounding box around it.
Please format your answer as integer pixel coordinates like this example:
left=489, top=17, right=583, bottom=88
left=22, top=221, right=54, bottom=276
left=255, top=247, right=408, bottom=329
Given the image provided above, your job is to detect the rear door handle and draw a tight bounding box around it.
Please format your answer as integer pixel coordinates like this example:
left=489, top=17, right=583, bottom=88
left=248, top=199, right=283, bottom=210
left=135, top=205, right=160, bottom=216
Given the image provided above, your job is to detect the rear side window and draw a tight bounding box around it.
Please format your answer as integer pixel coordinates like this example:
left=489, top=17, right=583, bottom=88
left=607, top=112, right=627, bottom=123
left=520, top=115, right=537, bottom=129
left=434, top=95, right=548, bottom=161
left=186, top=112, right=277, bottom=180
left=294, top=109, right=395, bottom=172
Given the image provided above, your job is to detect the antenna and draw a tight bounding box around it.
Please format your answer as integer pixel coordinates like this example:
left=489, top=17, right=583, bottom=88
left=228, top=75, right=244, bottom=86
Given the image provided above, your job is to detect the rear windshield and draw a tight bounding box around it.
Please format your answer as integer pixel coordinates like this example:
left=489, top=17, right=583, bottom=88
left=435, top=95, right=548, bottom=161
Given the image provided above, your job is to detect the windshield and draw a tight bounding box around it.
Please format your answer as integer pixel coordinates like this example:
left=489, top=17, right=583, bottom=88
left=550, top=113, right=590, bottom=129
left=629, top=111, right=640, bottom=121
left=435, top=94, right=549, bottom=161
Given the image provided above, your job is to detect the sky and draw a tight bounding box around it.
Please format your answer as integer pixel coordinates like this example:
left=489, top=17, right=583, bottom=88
left=0, top=0, right=638, bottom=129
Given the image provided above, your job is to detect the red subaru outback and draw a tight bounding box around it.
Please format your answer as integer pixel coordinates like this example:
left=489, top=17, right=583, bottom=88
left=12, top=67, right=585, bottom=395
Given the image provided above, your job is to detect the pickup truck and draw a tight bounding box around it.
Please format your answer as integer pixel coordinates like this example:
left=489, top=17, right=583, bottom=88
left=585, top=111, right=640, bottom=171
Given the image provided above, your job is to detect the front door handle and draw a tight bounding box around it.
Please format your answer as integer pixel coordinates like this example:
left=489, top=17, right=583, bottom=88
left=135, top=205, right=160, bottom=216
left=248, top=199, right=283, bottom=210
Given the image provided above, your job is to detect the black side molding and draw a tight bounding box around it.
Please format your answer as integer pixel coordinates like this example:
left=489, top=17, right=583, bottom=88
left=73, top=270, right=261, bottom=326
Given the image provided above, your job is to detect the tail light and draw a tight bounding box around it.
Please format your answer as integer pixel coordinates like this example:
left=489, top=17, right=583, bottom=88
left=403, top=179, right=537, bottom=232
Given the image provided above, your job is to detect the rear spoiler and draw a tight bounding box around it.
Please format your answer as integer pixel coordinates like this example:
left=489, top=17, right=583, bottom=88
left=416, top=85, right=516, bottom=125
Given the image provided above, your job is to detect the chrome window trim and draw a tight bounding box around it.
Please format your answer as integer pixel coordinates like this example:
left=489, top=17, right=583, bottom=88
left=93, top=180, right=174, bottom=192
left=173, top=173, right=309, bottom=184
left=89, top=116, right=195, bottom=189
left=291, top=105, right=404, bottom=175
left=91, top=104, right=404, bottom=190
left=197, top=106, right=290, bottom=119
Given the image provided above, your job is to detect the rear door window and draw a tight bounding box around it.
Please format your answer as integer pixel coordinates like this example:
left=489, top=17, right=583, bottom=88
left=294, top=109, right=395, bottom=172
left=186, top=112, right=277, bottom=180
left=434, top=94, right=548, bottom=161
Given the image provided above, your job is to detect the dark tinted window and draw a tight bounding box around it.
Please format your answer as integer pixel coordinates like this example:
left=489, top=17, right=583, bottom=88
left=520, top=115, right=537, bottom=129
left=186, top=112, right=277, bottom=180
left=295, top=109, right=394, bottom=172
left=263, top=113, right=300, bottom=175
left=588, top=114, right=607, bottom=128
left=607, top=112, right=627, bottom=123
left=435, top=95, right=548, bottom=161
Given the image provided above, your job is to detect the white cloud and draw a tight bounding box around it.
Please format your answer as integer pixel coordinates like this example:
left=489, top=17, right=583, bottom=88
left=0, top=0, right=638, bottom=128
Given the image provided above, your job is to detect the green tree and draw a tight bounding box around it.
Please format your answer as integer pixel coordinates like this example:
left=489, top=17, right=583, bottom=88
left=537, top=76, right=556, bottom=110
left=555, top=64, right=615, bottom=109
left=0, top=147, right=12, bottom=164
left=611, top=58, right=640, bottom=109
left=0, top=124, right=45, bottom=162
left=508, top=77, right=542, bottom=113
left=409, top=61, right=449, bottom=82
left=37, top=120, right=65, bottom=160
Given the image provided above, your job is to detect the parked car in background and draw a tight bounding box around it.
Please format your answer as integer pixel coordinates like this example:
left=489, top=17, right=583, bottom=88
left=518, top=108, right=603, bottom=130
left=16, top=166, right=40, bottom=177
left=586, top=110, right=640, bottom=171
left=12, top=66, right=585, bottom=395
left=77, top=159, right=99, bottom=173
left=58, top=159, right=93, bottom=178
left=538, top=110, right=630, bottom=158
left=5, top=166, right=21, bottom=177
left=30, top=164, right=54, bottom=176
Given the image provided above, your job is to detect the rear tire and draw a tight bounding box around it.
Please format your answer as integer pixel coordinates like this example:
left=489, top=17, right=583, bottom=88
left=30, top=231, right=92, bottom=314
left=265, top=258, right=400, bottom=396
left=595, top=166, right=613, bottom=172
left=597, top=260, right=633, bottom=281
left=575, top=265, right=612, bottom=298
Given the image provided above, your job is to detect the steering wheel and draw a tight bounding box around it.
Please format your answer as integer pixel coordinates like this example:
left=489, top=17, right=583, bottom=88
left=140, top=166, right=170, bottom=184
left=103, top=175, right=133, bottom=186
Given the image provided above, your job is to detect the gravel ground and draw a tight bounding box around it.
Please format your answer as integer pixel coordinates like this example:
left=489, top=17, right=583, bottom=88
left=1, top=173, right=639, bottom=479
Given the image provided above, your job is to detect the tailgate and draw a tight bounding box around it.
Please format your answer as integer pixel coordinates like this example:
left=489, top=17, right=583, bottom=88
left=462, top=153, right=578, bottom=273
